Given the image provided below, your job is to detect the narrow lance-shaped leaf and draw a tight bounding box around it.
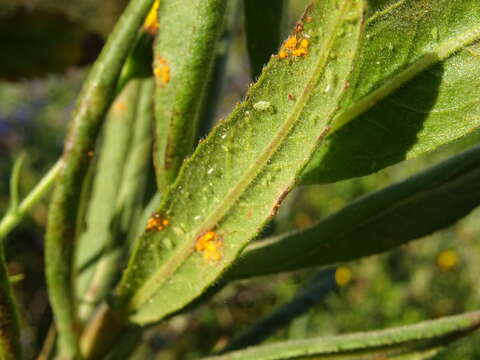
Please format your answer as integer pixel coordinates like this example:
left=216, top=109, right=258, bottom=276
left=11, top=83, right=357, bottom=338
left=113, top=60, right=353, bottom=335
left=78, top=80, right=154, bottom=323
left=44, top=0, right=153, bottom=356
left=153, top=0, right=227, bottom=190
left=117, top=79, right=155, bottom=244
left=229, top=144, right=480, bottom=279
left=112, top=0, right=366, bottom=324
left=7, top=153, right=26, bottom=213
left=301, top=0, right=480, bottom=184
left=205, top=311, right=480, bottom=360
left=76, top=81, right=140, bottom=323
left=244, top=0, right=287, bottom=80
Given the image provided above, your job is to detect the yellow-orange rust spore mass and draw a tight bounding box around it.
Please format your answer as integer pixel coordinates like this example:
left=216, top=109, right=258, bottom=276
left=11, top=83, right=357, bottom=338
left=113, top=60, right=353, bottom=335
left=278, top=50, right=289, bottom=59
left=146, top=213, right=169, bottom=232
left=284, top=36, right=298, bottom=50
left=114, top=102, right=127, bottom=111
left=195, top=231, right=223, bottom=262
left=154, top=57, right=170, bottom=84
left=277, top=32, right=310, bottom=59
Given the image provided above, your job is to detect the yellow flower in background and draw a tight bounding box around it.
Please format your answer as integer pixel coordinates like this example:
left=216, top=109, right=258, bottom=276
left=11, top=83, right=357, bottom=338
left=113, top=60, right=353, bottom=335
left=144, top=0, right=160, bottom=35
left=335, top=266, right=352, bottom=286
left=436, top=250, right=458, bottom=271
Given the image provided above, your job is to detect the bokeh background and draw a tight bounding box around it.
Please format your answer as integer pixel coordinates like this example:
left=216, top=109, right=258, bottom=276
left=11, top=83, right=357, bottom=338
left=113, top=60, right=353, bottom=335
left=1, top=0, right=480, bottom=358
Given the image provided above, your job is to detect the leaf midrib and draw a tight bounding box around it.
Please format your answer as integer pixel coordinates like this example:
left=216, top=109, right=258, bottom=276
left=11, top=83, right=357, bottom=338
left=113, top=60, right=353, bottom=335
left=126, top=0, right=355, bottom=311
left=330, top=20, right=480, bottom=133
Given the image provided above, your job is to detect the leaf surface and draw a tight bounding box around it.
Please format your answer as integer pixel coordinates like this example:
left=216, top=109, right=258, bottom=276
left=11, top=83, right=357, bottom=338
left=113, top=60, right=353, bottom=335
left=302, top=0, right=480, bottom=184
left=153, top=0, right=227, bottom=189
left=76, top=81, right=140, bottom=322
left=112, top=0, right=366, bottom=324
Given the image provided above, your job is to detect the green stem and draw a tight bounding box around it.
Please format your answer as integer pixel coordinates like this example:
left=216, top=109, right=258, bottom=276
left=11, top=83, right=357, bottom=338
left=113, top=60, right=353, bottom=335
left=0, top=246, right=23, bottom=360
left=44, top=0, right=153, bottom=357
left=80, top=305, right=127, bottom=360
left=0, top=160, right=62, bottom=242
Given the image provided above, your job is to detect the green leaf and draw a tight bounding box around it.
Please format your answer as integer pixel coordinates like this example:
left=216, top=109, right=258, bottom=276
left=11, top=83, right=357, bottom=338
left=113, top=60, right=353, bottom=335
left=116, top=32, right=154, bottom=93
left=77, top=80, right=154, bottom=323
left=229, top=144, right=480, bottom=279
left=204, top=311, right=480, bottom=360
left=153, top=0, right=228, bottom=190
left=76, top=81, right=140, bottom=323
left=116, top=79, right=155, bottom=245
left=244, top=0, right=287, bottom=80
left=7, top=153, right=26, bottom=213
left=44, top=0, right=153, bottom=357
left=112, top=0, right=366, bottom=324
left=301, top=0, right=480, bottom=184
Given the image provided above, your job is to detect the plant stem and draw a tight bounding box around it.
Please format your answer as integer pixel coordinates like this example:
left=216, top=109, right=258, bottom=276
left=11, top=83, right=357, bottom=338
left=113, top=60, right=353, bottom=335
left=36, top=325, right=56, bottom=360
left=0, top=246, right=23, bottom=359
left=80, top=305, right=127, bottom=360
left=0, top=160, right=62, bottom=242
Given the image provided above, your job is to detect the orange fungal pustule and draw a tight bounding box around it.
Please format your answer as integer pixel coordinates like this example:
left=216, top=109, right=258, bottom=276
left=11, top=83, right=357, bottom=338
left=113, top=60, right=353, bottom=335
left=278, top=50, right=289, bottom=59
left=300, top=38, right=309, bottom=49
left=284, top=35, right=298, bottom=50
left=195, top=230, right=223, bottom=262
left=154, top=57, right=170, bottom=84
left=278, top=31, right=310, bottom=59
left=146, top=213, right=169, bottom=232
left=292, top=47, right=308, bottom=57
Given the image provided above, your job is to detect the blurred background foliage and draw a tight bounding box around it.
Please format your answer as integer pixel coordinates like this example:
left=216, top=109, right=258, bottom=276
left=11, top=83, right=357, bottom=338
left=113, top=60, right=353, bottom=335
left=0, top=0, right=479, bottom=358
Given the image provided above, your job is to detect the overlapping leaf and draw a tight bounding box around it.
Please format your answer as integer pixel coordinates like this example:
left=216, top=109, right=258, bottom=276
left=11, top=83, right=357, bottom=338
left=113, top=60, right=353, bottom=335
left=302, top=0, right=480, bottom=183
